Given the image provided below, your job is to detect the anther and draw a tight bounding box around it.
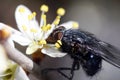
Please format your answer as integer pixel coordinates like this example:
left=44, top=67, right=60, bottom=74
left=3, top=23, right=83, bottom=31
left=57, top=8, right=65, bottom=16
left=28, top=12, right=36, bottom=20
left=55, top=40, right=62, bottom=48
left=38, top=40, right=47, bottom=45
left=72, top=22, right=79, bottom=29
left=40, top=4, right=49, bottom=12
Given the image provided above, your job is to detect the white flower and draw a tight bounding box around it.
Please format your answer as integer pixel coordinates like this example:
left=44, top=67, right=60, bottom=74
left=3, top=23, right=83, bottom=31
left=13, top=4, right=79, bottom=57
left=0, top=24, right=29, bottom=80
left=0, top=44, right=9, bottom=75
left=0, top=44, right=29, bottom=80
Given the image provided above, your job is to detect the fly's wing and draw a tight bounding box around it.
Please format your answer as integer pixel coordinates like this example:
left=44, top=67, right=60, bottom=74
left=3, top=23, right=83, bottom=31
left=97, top=42, right=120, bottom=68
left=78, top=29, right=120, bottom=68
left=87, top=39, right=120, bottom=68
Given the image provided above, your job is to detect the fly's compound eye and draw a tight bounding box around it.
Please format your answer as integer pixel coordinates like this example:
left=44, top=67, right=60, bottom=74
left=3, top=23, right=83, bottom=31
left=52, top=26, right=65, bottom=39
left=47, top=26, right=65, bottom=43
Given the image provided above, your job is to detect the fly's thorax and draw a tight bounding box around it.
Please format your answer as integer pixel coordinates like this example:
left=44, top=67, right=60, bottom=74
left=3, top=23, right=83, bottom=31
left=60, top=29, right=87, bottom=54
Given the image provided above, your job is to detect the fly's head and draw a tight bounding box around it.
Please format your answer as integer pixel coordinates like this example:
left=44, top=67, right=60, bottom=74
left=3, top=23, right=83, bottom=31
left=46, top=26, right=65, bottom=43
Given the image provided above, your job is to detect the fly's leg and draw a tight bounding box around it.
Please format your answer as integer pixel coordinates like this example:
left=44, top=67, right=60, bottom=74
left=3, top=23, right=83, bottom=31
left=41, top=60, right=80, bottom=80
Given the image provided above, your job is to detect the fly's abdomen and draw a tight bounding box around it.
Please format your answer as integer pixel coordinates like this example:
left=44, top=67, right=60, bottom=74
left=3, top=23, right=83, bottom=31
left=82, top=51, right=102, bottom=76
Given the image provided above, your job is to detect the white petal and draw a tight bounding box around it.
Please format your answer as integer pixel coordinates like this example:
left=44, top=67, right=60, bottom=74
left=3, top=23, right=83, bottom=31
left=58, top=21, right=79, bottom=30
left=0, top=23, right=15, bottom=47
left=41, top=44, right=67, bottom=57
left=0, top=23, right=5, bottom=29
left=43, top=24, right=56, bottom=39
left=0, top=44, right=8, bottom=74
left=11, top=33, right=31, bottom=46
left=7, top=38, right=15, bottom=48
left=14, top=67, right=29, bottom=80
left=15, top=5, right=39, bottom=39
left=0, top=23, right=31, bottom=46
left=26, top=43, right=42, bottom=55
left=0, top=23, right=23, bottom=36
left=0, top=23, right=16, bottom=33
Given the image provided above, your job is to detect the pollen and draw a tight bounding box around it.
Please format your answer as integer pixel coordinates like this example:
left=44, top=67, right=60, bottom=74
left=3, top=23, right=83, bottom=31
left=19, top=7, right=25, bottom=13
left=30, top=28, right=37, bottom=33
left=22, top=25, right=27, bottom=31
left=33, top=12, right=36, bottom=17
left=41, top=26, right=46, bottom=31
left=41, top=24, right=51, bottom=31
left=28, top=12, right=36, bottom=20
left=53, top=8, right=65, bottom=26
left=72, top=22, right=79, bottom=29
left=46, top=24, right=51, bottom=30
left=40, top=4, right=49, bottom=12
left=57, top=8, right=65, bottom=16
left=57, top=40, right=62, bottom=45
left=55, top=43, right=61, bottom=49
left=38, top=40, right=47, bottom=45
left=55, top=40, right=62, bottom=49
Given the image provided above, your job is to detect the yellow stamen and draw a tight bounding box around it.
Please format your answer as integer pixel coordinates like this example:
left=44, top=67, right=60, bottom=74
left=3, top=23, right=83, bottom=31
left=53, top=19, right=60, bottom=25
left=55, top=43, right=61, bottom=48
left=19, top=7, right=25, bottom=13
left=22, top=25, right=27, bottom=31
left=28, top=12, right=36, bottom=20
left=57, top=40, right=62, bottom=45
left=40, top=4, right=49, bottom=12
left=38, top=40, right=47, bottom=45
left=53, top=16, right=60, bottom=25
left=30, top=28, right=37, bottom=33
left=53, top=8, right=65, bottom=26
left=72, top=22, right=79, bottom=29
left=55, top=40, right=62, bottom=48
left=41, top=26, right=47, bottom=31
left=41, top=14, right=46, bottom=19
left=33, top=12, right=36, bottom=17
left=41, top=24, right=51, bottom=31
left=46, top=24, right=51, bottom=30
left=57, top=8, right=65, bottom=16
left=41, top=14, right=46, bottom=26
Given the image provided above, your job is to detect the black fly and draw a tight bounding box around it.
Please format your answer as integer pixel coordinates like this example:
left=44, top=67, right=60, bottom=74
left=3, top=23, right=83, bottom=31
left=42, top=26, right=120, bottom=80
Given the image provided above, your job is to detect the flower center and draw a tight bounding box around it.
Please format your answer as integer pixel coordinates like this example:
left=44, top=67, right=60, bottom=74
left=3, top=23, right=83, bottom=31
left=38, top=39, right=47, bottom=45
left=40, top=5, right=65, bottom=32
